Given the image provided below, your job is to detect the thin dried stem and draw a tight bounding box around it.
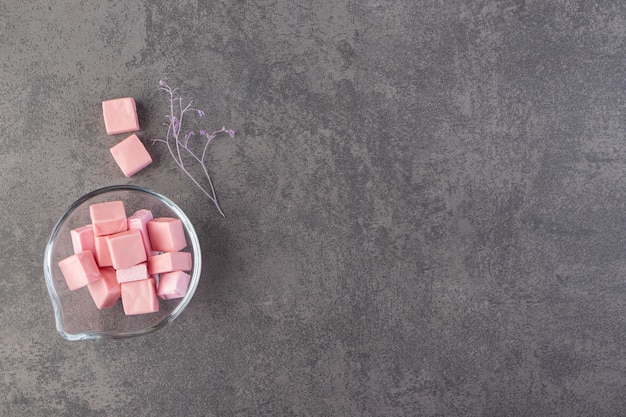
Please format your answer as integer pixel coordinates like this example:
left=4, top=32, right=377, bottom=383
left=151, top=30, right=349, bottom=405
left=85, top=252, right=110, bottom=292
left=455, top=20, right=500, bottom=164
left=151, top=80, right=234, bottom=217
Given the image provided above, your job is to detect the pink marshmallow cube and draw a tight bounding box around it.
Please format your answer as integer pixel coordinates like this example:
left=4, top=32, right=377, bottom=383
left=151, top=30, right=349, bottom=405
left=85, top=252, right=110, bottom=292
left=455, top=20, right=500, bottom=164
left=89, top=201, right=127, bottom=236
left=148, top=251, right=192, bottom=275
left=127, top=209, right=153, bottom=257
left=116, top=262, right=149, bottom=284
left=157, top=271, right=191, bottom=300
left=110, top=134, right=153, bottom=177
left=147, top=217, right=187, bottom=252
left=58, top=251, right=101, bottom=291
left=70, top=224, right=95, bottom=255
left=87, top=267, right=121, bottom=309
left=102, top=97, right=139, bottom=135
left=94, top=235, right=113, bottom=267
left=106, top=229, right=147, bottom=270
left=121, top=278, right=159, bottom=315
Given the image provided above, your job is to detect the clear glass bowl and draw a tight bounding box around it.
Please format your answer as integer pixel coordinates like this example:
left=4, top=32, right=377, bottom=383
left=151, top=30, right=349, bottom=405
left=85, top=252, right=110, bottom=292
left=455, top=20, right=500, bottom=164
left=43, top=185, right=201, bottom=340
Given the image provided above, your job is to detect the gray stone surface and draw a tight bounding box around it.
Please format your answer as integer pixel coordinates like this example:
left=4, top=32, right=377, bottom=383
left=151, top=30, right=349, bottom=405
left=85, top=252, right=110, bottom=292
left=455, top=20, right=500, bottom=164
left=2, top=1, right=626, bottom=415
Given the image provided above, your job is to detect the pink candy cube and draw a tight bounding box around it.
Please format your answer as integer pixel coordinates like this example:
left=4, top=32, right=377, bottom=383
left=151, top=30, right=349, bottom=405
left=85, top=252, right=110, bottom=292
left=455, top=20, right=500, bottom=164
left=127, top=209, right=153, bottom=257
left=90, top=201, right=127, bottom=236
left=106, top=229, right=147, bottom=270
left=147, top=217, right=187, bottom=252
left=110, top=134, right=153, bottom=177
left=94, top=235, right=113, bottom=267
left=58, top=251, right=101, bottom=291
left=157, top=271, right=191, bottom=300
left=121, top=278, right=159, bottom=315
left=116, top=262, right=149, bottom=284
left=148, top=251, right=192, bottom=275
left=70, top=224, right=95, bottom=255
left=87, top=267, right=121, bottom=309
left=102, top=97, right=139, bottom=135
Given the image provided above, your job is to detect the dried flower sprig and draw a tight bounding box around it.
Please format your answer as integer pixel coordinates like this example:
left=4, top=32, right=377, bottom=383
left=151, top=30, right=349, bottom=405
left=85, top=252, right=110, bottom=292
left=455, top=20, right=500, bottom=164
left=151, top=80, right=235, bottom=217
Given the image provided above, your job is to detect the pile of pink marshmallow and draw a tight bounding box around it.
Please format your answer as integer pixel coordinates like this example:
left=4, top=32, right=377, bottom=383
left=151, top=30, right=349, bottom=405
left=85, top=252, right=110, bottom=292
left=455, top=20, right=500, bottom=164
left=58, top=200, right=192, bottom=315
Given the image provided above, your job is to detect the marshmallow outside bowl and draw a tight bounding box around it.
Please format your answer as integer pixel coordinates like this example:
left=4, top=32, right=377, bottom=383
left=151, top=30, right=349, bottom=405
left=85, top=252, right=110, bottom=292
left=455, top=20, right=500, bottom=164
left=43, top=185, right=201, bottom=340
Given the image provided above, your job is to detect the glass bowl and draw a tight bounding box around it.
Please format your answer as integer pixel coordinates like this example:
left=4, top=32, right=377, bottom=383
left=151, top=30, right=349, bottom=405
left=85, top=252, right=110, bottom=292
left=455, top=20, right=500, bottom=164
left=43, top=185, right=201, bottom=340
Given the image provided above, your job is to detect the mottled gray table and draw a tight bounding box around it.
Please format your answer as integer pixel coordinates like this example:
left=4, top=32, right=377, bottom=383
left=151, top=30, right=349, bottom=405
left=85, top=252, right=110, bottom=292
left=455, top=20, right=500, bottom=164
left=2, top=1, right=626, bottom=416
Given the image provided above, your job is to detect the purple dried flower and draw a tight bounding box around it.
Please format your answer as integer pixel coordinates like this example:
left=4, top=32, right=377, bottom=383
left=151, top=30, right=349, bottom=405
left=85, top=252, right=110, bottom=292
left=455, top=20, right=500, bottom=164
left=151, top=81, right=236, bottom=217
left=183, top=131, right=195, bottom=147
left=171, top=117, right=180, bottom=132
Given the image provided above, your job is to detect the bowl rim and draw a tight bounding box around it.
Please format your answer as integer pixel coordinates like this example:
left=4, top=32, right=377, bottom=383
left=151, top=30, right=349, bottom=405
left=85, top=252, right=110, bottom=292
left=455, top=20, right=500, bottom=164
left=43, top=184, right=202, bottom=340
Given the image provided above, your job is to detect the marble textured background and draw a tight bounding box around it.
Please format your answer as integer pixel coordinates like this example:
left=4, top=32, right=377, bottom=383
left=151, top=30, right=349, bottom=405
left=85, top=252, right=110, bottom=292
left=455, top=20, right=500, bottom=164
left=2, top=1, right=626, bottom=416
